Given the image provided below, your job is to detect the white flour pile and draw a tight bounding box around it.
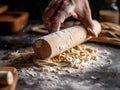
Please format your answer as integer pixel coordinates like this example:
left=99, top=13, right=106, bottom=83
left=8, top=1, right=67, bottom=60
left=5, top=44, right=112, bottom=79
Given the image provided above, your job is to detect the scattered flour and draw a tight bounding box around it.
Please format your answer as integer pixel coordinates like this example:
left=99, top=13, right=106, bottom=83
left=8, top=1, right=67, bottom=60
left=3, top=44, right=112, bottom=90
left=5, top=44, right=112, bottom=77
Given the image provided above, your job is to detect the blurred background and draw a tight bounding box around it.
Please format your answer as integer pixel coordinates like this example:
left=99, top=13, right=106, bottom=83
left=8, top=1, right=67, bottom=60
left=0, top=0, right=119, bottom=21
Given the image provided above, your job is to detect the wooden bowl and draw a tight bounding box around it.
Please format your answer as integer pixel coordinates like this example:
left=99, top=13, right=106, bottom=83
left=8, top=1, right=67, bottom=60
left=0, top=12, right=29, bottom=34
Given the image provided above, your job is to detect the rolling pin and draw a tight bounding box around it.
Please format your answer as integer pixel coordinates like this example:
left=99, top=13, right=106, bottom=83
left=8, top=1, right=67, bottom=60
left=33, top=20, right=101, bottom=59
left=0, top=71, right=13, bottom=85
left=0, top=67, right=18, bottom=90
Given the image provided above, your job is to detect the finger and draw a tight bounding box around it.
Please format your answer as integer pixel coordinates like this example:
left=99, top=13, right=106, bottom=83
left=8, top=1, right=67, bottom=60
left=49, top=21, right=61, bottom=33
left=72, top=0, right=97, bottom=37
left=43, top=0, right=63, bottom=18
left=49, top=11, right=66, bottom=33
left=42, top=0, right=63, bottom=33
left=87, top=27, right=97, bottom=37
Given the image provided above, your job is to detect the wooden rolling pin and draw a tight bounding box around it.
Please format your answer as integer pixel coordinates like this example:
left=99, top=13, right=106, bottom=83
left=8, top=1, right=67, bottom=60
left=0, top=67, right=18, bottom=90
left=0, top=71, right=13, bottom=86
left=33, top=20, right=101, bottom=59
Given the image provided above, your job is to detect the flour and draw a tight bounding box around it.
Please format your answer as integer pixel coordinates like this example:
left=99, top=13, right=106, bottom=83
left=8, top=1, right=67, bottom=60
left=5, top=44, right=111, bottom=78
left=2, top=43, right=113, bottom=90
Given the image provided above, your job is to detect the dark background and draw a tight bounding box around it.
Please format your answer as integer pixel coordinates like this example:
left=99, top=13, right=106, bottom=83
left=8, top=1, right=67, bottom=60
left=0, top=0, right=120, bottom=21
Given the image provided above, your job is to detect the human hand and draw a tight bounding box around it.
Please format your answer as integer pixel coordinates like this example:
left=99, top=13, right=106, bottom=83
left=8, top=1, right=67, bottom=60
left=42, top=0, right=97, bottom=37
